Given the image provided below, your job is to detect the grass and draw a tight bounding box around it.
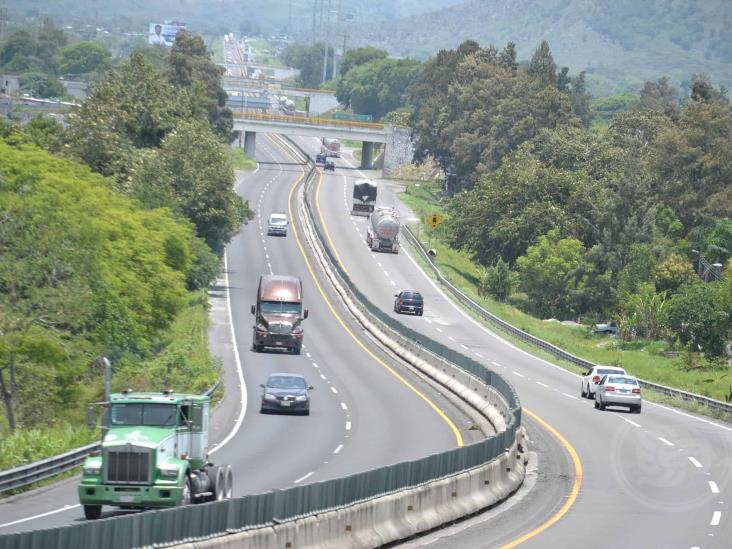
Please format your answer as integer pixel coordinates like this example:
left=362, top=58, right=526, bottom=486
left=0, top=424, right=99, bottom=470
left=397, top=180, right=732, bottom=413
left=226, top=147, right=257, bottom=171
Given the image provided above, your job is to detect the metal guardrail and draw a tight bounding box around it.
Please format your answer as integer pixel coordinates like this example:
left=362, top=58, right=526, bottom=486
left=0, top=443, right=101, bottom=494
left=0, top=381, right=222, bottom=495
left=0, top=141, right=522, bottom=549
left=233, top=111, right=386, bottom=130
left=401, top=226, right=732, bottom=415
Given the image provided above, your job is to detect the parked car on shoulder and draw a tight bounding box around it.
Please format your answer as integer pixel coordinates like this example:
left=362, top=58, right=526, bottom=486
left=394, top=290, right=423, bottom=316
left=595, top=374, right=642, bottom=413
left=260, top=373, right=313, bottom=415
left=594, top=321, right=619, bottom=335
left=581, top=365, right=626, bottom=398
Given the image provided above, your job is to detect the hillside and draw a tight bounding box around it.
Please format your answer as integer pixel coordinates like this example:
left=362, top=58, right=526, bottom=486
left=350, top=0, right=732, bottom=95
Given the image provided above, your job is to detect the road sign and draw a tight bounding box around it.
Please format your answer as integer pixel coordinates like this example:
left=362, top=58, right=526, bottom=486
left=426, top=212, right=444, bottom=229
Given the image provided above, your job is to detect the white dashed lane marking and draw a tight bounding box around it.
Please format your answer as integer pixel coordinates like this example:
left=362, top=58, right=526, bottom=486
left=330, top=386, right=338, bottom=394
left=689, top=457, right=704, bottom=468
left=709, top=481, right=720, bottom=494
left=657, top=437, right=674, bottom=447
left=512, top=371, right=525, bottom=378
left=536, top=381, right=549, bottom=388
left=562, top=393, right=579, bottom=400
left=622, top=418, right=641, bottom=428
left=333, top=444, right=343, bottom=454
left=341, top=402, right=348, bottom=411
left=710, top=511, right=721, bottom=526
left=293, top=471, right=314, bottom=484
left=345, top=421, right=351, bottom=430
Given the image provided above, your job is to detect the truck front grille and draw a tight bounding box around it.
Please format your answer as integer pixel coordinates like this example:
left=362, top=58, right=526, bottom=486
left=105, top=447, right=151, bottom=484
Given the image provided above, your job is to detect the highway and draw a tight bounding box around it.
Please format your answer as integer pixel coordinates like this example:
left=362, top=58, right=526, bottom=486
left=292, top=135, right=732, bottom=548
left=0, top=135, right=478, bottom=536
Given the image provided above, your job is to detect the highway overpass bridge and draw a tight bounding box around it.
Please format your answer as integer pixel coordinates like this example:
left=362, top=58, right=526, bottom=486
left=233, top=113, right=413, bottom=175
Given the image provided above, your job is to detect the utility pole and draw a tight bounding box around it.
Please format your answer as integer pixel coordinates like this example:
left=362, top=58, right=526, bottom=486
left=321, top=0, right=331, bottom=83
left=0, top=1, right=8, bottom=43
left=312, top=0, right=318, bottom=43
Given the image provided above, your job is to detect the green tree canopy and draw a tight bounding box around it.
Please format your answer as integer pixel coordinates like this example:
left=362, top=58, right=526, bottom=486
left=59, top=41, right=111, bottom=75
left=339, top=46, right=388, bottom=77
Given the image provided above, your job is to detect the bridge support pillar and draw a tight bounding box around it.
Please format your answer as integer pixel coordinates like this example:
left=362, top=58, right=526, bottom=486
left=361, top=141, right=374, bottom=169
left=244, top=131, right=256, bottom=158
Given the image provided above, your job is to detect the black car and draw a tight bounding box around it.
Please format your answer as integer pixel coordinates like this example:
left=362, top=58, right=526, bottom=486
left=315, top=153, right=327, bottom=164
left=394, top=290, right=424, bottom=316
left=260, top=373, right=313, bottom=415
left=324, top=160, right=335, bottom=171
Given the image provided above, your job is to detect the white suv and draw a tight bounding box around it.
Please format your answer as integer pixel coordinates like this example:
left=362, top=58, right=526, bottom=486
left=267, top=213, right=288, bottom=236
left=581, top=365, right=626, bottom=398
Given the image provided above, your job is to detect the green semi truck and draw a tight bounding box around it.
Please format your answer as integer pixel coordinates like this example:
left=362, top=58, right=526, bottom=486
left=78, top=390, right=232, bottom=520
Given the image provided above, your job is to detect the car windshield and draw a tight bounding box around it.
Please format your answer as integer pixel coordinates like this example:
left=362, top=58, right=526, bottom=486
left=270, top=217, right=286, bottom=225
left=608, top=376, right=638, bottom=385
left=598, top=368, right=625, bottom=375
left=260, top=301, right=301, bottom=314
left=110, top=403, right=177, bottom=426
left=402, top=292, right=422, bottom=300
left=267, top=376, right=307, bottom=389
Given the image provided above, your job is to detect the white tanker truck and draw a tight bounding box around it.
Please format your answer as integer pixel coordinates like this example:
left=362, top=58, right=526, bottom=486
left=366, top=206, right=400, bottom=253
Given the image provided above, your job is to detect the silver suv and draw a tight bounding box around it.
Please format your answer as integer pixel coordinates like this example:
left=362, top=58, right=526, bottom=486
left=267, top=212, right=288, bottom=236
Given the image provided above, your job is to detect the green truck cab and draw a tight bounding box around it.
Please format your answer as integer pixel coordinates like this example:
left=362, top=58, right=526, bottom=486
left=78, top=390, right=232, bottom=520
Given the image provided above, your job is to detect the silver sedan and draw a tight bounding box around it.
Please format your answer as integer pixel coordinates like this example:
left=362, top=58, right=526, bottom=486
left=594, top=374, right=642, bottom=413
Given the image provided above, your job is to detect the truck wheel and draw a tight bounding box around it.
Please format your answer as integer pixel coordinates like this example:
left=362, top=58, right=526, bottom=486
left=223, top=465, right=233, bottom=499
left=208, top=466, right=225, bottom=501
left=181, top=476, right=192, bottom=506
left=83, top=505, right=102, bottom=520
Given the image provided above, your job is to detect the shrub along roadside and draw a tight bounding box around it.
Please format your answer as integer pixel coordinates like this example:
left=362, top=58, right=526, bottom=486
left=398, top=181, right=732, bottom=405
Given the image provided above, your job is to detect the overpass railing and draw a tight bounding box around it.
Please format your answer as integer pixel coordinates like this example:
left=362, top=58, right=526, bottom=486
left=233, top=112, right=385, bottom=130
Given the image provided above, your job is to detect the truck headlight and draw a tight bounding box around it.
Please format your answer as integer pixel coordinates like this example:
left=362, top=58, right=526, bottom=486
left=256, top=324, right=268, bottom=332
left=158, top=467, right=179, bottom=478
left=83, top=465, right=101, bottom=475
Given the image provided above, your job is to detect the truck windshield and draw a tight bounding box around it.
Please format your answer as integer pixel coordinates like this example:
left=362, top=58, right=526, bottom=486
left=111, top=404, right=178, bottom=427
left=260, top=301, right=301, bottom=314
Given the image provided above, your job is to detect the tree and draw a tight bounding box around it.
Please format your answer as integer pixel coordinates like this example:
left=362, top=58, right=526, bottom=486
left=24, top=116, right=66, bottom=153
left=281, top=43, right=332, bottom=88
left=67, top=52, right=192, bottom=179
left=129, top=120, right=253, bottom=252
left=620, top=283, right=667, bottom=339
left=59, top=41, right=111, bottom=75
left=662, top=281, right=731, bottom=358
left=339, top=46, right=388, bottom=77
left=570, top=71, right=591, bottom=126
left=527, top=40, right=557, bottom=88
left=480, top=258, right=512, bottom=301
left=516, top=230, right=590, bottom=318
left=18, top=73, right=65, bottom=98
left=638, top=76, right=679, bottom=119
left=655, top=253, right=697, bottom=293
left=168, top=32, right=234, bottom=143
left=498, top=42, right=517, bottom=72
left=336, top=58, right=421, bottom=119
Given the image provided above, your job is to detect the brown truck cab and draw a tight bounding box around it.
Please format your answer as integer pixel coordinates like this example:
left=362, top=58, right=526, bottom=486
left=251, top=275, right=308, bottom=354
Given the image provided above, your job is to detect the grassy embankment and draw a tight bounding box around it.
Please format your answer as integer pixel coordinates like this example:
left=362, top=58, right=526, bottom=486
left=226, top=147, right=257, bottom=171
left=398, top=180, right=732, bottom=419
left=1, top=291, right=218, bottom=475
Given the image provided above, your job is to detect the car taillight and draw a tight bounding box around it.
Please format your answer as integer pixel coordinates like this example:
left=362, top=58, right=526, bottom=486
left=606, top=386, right=615, bottom=392
left=592, top=376, right=600, bottom=383
left=632, top=388, right=640, bottom=394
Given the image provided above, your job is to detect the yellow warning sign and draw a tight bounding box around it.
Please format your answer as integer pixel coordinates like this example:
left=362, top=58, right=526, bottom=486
left=426, top=212, right=444, bottom=229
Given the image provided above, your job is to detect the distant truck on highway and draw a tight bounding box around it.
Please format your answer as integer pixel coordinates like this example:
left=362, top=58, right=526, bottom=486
left=367, top=206, right=400, bottom=253
left=78, top=390, right=232, bottom=520
left=322, top=138, right=341, bottom=158
left=251, top=274, right=308, bottom=354
left=352, top=179, right=378, bottom=217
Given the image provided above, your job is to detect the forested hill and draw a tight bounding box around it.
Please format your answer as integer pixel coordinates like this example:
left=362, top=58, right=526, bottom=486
left=355, top=0, right=732, bottom=94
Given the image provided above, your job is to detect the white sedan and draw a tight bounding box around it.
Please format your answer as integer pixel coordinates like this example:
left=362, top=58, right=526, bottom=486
left=580, top=365, right=626, bottom=398
left=594, top=374, right=642, bottom=413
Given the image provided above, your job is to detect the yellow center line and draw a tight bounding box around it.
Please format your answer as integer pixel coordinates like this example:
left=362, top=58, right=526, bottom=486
left=500, top=407, right=583, bottom=548
left=269, top=135, right=463, bottom=448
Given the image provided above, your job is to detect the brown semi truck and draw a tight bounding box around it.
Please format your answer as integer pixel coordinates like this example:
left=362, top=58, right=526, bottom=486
left=251, top=275, right=308, bottom=354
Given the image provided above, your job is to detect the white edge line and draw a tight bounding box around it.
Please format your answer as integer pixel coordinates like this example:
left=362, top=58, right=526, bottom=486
left=293, top=471, right=314, bottom=484
left=0, top=504, right=82, bottom=529
left=210, top=251, right=248, bottom=455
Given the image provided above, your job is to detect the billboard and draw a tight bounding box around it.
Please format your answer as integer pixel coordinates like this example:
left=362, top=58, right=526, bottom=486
left=148, top=22, right=186, bottom=47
